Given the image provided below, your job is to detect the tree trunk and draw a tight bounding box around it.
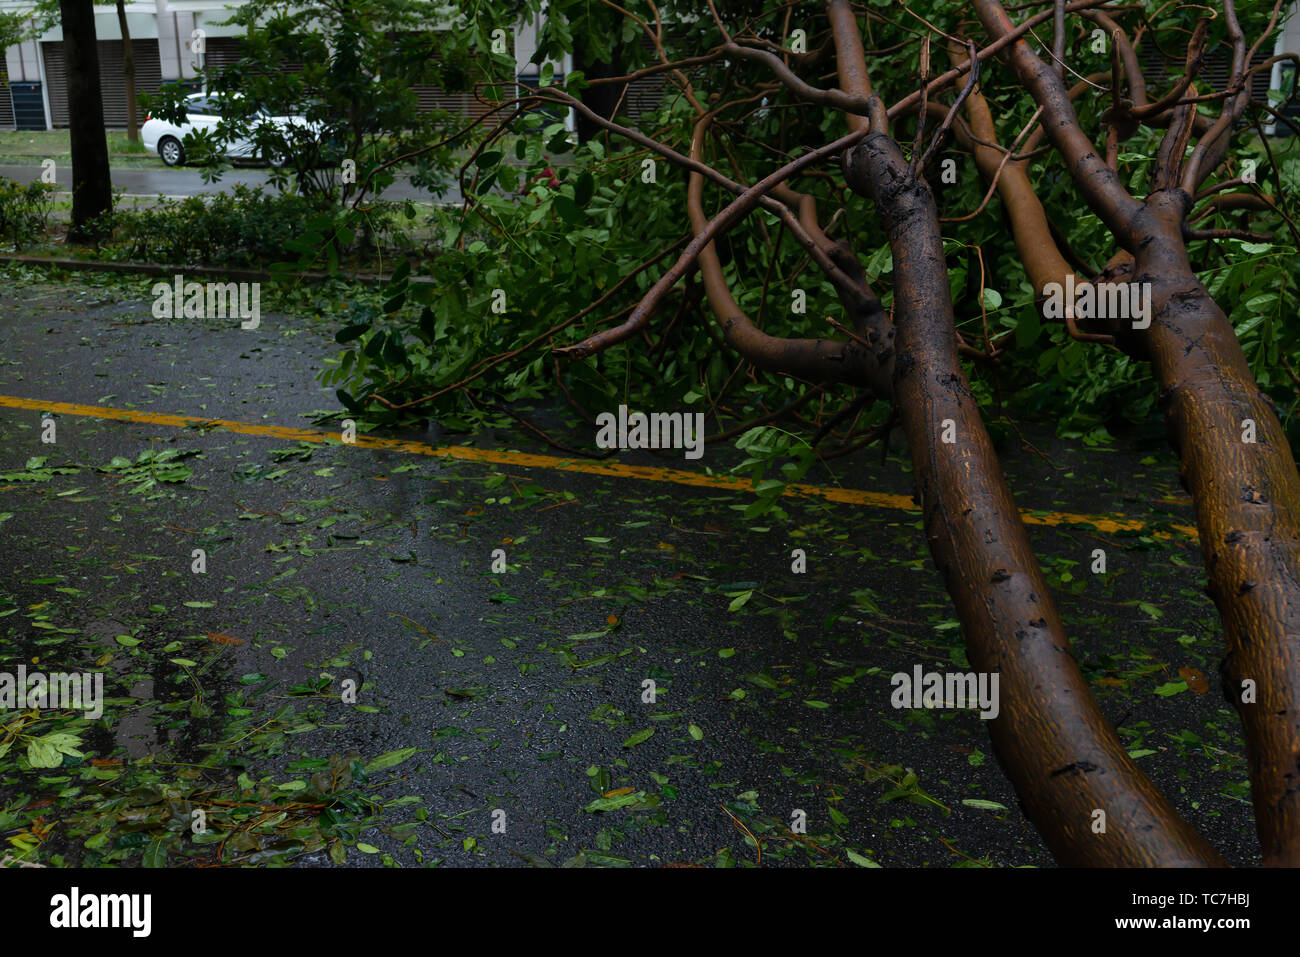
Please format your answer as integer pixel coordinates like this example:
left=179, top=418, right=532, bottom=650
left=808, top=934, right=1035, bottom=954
left=115, top=0, right=137, bottom=143
left=844, top=99, right=1224, bottom=867
left=60, top=0, right=112, bottom=241
left=1132, top=191, right=1300, bottom=866
left=971, top=0, right=1300, bottom=864
left=572, top=38, right=626, bottom=144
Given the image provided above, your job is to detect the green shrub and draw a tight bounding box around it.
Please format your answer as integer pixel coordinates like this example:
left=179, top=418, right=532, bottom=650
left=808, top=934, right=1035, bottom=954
left=98, top=184, right=335, bottom=267
left=0, top=177, right=55, bottom=249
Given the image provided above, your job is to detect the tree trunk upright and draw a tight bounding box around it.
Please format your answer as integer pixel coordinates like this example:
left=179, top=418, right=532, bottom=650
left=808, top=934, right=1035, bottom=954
left=115, top=0, right=137, bottom=143
left=572, top=37, right=626, bottom=144
left=60, top=0, right=112, bottom=241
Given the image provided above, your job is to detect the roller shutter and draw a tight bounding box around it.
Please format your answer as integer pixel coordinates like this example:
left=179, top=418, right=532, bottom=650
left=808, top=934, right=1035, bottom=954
left=42, top=39, right=163, bottom=129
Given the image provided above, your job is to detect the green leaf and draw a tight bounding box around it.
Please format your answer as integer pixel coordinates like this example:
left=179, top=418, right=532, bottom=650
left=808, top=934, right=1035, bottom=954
left=727, top=590, right=753, bottom=611
left=336, top=323, right=370, bottom=343
left=574, top=170, right=594, bottom=206
left=1016, top=305, right=1040, bottom=348
left=142, top=837, right=169, bottom=868
left=546, top=129, right=571, bottom=153
left=554, top=195, right=583, bottom=224
left=846, top=848, right=882, bottom=868
left=26, top=739, right=61, bottom=768
left=584, top=792, right=642, bottom=812
left=622, top=728, right=654, bottom=748
left=365, top=747, right=420, bottom=771
left=961, top=799, right=1008, bottom=811
left=336, top=389, right=362, bottom=413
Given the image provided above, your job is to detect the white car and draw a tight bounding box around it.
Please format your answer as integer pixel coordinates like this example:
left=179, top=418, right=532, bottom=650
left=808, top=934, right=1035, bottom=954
left=141, top=92, right=315, bottom=167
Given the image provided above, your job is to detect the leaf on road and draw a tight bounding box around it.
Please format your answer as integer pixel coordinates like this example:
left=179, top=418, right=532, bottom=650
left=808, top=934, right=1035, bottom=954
left=961, top=799, right=1008, bottom=812
left=365, top=747, right=420, bottom=772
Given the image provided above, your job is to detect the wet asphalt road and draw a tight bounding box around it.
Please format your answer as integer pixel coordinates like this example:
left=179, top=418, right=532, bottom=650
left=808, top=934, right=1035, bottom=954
left=0, top=165, right=456, bottom=203
left=0, top=270, right=1260, bottom=867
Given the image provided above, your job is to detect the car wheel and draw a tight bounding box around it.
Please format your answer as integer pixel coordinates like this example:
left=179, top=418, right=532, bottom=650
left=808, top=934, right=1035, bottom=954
left=159, top=136, right=185, bottom=167
left=264, top=149, right=287, bottom=169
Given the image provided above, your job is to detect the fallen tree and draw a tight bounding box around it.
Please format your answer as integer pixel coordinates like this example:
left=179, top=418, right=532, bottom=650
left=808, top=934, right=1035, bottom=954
left=311, top=0, right=1300, bottom=865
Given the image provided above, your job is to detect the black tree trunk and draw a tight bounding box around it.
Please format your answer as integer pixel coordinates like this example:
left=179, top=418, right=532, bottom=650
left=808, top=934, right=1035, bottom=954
left=572, top=38, right=626, bottom=144
left=60, top=0, right=112, bottom=241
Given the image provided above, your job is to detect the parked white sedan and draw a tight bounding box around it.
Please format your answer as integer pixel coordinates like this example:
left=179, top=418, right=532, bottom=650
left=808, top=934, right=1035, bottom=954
left=142, top=92, right=315, bottom=167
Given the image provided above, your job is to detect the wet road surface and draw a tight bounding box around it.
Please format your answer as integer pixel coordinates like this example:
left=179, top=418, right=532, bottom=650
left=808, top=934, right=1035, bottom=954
left=0, top=270, right=1258, bottom=867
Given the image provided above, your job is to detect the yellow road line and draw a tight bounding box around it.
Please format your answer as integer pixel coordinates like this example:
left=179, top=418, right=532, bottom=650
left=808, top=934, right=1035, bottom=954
left=0, top=394, right=1198, bottom=538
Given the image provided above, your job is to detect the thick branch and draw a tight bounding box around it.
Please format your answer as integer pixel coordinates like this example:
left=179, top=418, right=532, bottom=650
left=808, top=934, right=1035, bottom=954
left=842, top=113, right=1223, bottom=867
left=972, top=0, right=1144, bottom=246
left=687, top=120, right=893, bottom=394
left=949, top=42, right=1074, bottom=298
left=1127, top=192, right=1300, bottom=865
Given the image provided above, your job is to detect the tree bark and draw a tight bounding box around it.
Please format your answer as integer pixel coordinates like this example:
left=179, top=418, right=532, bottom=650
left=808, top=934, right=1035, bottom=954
left=541, top=0, right=1291, bottom=864
left=60, top=0, right=112, bottom=241
left=1132, top=191, right=1300, bottom=866
left=972, top=0, right=1300, bottom=864
left=843, top=98, right=1224, bottom=867
left=115, top=0, right=137, bottom=143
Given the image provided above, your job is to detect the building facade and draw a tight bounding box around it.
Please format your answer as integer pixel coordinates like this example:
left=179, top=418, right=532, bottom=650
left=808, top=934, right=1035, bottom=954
left=0, top=0, right=570, bottom=131
left=7, top=2, right=1290, bottom=135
